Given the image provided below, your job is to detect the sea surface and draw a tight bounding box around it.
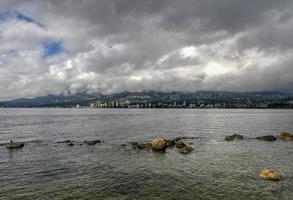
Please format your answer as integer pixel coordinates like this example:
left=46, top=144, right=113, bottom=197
left=0, top=108, right=293, bottom=200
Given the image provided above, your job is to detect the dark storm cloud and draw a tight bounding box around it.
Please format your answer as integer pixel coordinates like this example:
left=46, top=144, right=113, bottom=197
left=0, top=0, right=293, bottom=100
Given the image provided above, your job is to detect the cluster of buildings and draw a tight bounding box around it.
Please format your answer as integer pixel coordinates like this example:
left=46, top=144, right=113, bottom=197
left=87, top=99, right=293, bottom=109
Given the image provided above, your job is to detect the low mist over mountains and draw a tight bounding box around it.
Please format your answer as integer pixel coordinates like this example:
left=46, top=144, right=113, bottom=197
left=0, top=91, right=292, bottom=108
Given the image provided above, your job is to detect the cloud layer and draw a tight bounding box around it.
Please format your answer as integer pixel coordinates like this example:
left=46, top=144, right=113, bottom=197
left=1, top=0, right=293, bottom=100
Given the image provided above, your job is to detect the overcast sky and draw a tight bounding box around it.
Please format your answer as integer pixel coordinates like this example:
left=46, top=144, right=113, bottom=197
left=0, top=0, right=293, bottom=100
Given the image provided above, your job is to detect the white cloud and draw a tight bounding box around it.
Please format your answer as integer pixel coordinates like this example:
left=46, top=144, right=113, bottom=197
left=0, top=0, right=293, bottom=100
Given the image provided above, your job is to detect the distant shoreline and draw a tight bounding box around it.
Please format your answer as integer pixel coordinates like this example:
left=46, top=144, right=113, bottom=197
left=1, top=107, right=292, bottom=109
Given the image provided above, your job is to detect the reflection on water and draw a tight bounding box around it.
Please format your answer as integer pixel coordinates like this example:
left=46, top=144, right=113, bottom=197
left=0, top=108, right=293, bottom=199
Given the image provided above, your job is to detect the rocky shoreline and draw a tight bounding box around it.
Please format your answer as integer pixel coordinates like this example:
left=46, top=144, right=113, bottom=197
left=225, top=131, right=293, bottom=142
left=5, top=131, right=292, bottom=181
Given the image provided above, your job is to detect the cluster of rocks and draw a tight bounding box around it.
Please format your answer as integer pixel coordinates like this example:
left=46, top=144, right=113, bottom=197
left=57, top=139, right=102, bottom=146
left=224, top=131, right=292, bottom=182
left=225, top=131, right=293, bottom=142
left=128, top=137, right=194, bottom=154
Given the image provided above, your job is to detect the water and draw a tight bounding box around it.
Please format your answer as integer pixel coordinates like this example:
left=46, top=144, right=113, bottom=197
left=0, top=108, right=293, bottom=200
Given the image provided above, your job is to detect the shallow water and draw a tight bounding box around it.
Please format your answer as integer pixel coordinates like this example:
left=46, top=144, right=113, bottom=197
left=0, top=108, right=293, bottom=200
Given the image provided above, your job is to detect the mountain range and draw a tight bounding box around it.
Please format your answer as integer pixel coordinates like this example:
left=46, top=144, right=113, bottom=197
left=0, top=91, right=292, bottom=108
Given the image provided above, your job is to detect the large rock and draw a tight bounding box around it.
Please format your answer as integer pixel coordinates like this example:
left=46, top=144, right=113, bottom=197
left=225, top=134, right=244, bottom=141
left=6, top=142, right=24, bottom=149
left=259, top=169, right=281, bottom=181
left=279, top=131, right=293, bottom=141
left=151, top=138, right=167, bottom=152
left=255, top=135, right=277, bottom=141
left=180, top=146, right=193, bottom=154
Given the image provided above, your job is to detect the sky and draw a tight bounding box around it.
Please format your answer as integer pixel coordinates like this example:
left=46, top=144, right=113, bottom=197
left=0, top=0, right=293, bottom=100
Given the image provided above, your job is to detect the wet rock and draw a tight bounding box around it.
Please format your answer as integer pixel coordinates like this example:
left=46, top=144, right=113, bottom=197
left=225, top=134, right=244, bottom=141
left=130, top=142, right=140, bottom=149
left=174, top=137, right=182, bottom=142
left=259, top=169, right=281, bottom=181
left=84, top=140, right=101, bottom=145
left=143, top=143, right=152, bottom=150
left=255, top=135, right=277, bottom=141
left=175, top=140, right=187, bottom=149
left=57, top=140, right=73, bottom=143
left=165, top=139, right=175, bottom=147
left=6, top=142, right=24, bottom=149
left=129, top=142, right=152, bottom=150
left=180, top=146, right=193, bottom=154
left=180, top=136, right=198, bottom=140
left=152, top=138, right=167, bottom=152
left=279, top=131, right=293, bottom=141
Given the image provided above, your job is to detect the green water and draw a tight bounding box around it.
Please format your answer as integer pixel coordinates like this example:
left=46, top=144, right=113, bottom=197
left=0, top=108, right=293, bottom=199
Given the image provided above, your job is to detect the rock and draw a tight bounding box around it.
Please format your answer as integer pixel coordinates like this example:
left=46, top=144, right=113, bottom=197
left=57, top=140, right=73, bottom=143
left=130, top=142, right=141, bottom=149
left=6, top=142, right=24, bottom=149
left=152, top=138, right=167, bottom=152
left=84, top=140, right=101, bottom=145
left=165, top=139, right=175, bottom=147
left=143, top=143, right=152, bottom=150
left=259, top=169, right=281, bottom=181
left=181, top=136, right=198, bottom=140
left=225, top=134, right=244, bottom=141
left=180, top=146, right=193, bottom=154
left=175, top=140, right=186, bottom=149
left=67, top=142, right=74, bottom=146
left=279, top=131, right=290, bottom=139
left=279, top=131, right=293, bottom=141
left=255, top=135, right=277, bottom=141
left=129, top=142, right=152, bottom=150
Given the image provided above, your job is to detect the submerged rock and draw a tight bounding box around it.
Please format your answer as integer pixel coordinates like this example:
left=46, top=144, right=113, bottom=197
left=174, top=137, right=182, bottom=142
left=255, top=135, right=277, bottom=141
left=259, top=169, right=281, bottom=181
left=130, top=142, right=140, bottom=149
left=225, top=134, right=244, bottom=141
left=143, top=143, right=152, bottom=150
left=180, top=146, right=193, bottom=154
left=84, top=140, right=101, bottom=145
left=279, top=131, right=293, bottom=141
left=165, top=139, right=175, bottom=147
left=57, top=140, right=73, bottom=143
left=129, top=142, right=152, bottom=150
left=152, top=138, right=167, bottom=152
left=180, top=136, right=198, bottom=140
left=175, top=140, right=187, bottom=148
left=6, top=142, right=24, bottom=149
